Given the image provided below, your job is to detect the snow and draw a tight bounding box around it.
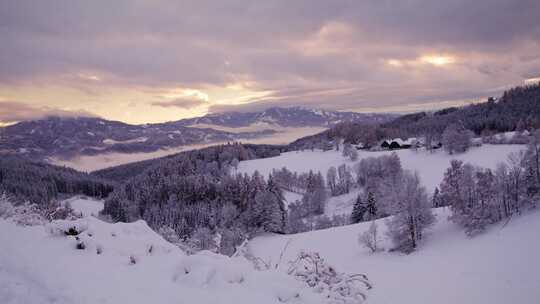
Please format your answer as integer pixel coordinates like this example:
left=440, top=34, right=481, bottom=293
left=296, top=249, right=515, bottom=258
left=238, top=144, right=526, bottom=193
left=0, top=197, right=329, bottom=304
left=249, top=208, right=540, bottom=304
left=283, top=191, right=303, bottom=208
left=325, top=190, right=362, bottom=217
left=190, top=123, right=326, bottom=145
left=102, top=137, right=148, bottom=145
left=61, top=196, right=104, bottom=217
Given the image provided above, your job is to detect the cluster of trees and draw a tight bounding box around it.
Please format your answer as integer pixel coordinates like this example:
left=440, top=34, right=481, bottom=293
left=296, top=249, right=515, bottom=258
left=271, top=167, right=325, bottom=195
left=441, top=123, right=474, bottom=154
left=101, top=143, right=288, bottom=255
left=327, top=164, right=354, bottom=196
left=438, top=131, right=540, bottom=235
left=350, top=153, right=434, bottom=252
left=0, top=156, right=113, bottom=206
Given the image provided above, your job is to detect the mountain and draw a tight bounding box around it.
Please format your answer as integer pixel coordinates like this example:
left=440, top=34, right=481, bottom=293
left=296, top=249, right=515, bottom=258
left=175, top=106, right=396, bottom=128
left=0, top=116, right=273, bottom=160
left=0, top=107, right=395, bottom=160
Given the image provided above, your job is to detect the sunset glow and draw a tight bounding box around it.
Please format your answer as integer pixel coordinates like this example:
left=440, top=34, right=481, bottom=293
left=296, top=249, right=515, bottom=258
left=420, top=55, right=456, bottom=66
left=0, top=1, right=538, bottom=125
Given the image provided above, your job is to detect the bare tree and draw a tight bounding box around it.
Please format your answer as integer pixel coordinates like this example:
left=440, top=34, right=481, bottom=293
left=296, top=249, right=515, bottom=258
left=359, top=221, right=379, bottom=253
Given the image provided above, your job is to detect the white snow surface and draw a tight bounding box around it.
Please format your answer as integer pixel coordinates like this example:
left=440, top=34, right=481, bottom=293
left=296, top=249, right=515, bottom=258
left=0, top=198, right=327, bottom=304
left=249, top=208, right=540, bottom=304
left=61, top=196, right=104, bottom=217
left=238, top=144, right=526, bottom=193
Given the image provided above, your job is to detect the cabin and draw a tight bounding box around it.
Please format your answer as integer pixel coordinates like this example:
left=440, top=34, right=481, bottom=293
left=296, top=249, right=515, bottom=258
left=380, top=138, right=415, bottom=150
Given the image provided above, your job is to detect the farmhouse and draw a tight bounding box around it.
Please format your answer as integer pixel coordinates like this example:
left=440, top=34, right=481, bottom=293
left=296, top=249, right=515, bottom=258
left=380, top=138, right=415, bottom=150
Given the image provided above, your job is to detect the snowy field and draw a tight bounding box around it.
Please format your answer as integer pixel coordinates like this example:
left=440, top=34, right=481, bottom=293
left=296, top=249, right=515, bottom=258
left=249, top=207, right=540, bottom=304
left=238, top=144, right=526, bottom=193
left=61, top=196, right=104, bottom=217
left=0, top=197, right=332, bottom=304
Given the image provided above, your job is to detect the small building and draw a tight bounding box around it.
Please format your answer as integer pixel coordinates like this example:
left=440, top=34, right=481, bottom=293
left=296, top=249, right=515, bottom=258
left=380, top=138, right=417, bottom=150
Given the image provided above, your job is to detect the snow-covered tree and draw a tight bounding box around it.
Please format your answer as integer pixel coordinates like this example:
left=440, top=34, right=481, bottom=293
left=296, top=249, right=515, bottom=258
left=441, top=123, right=473, bottom=154
left=327, top=167, right=338, bottom=196
left=359, top=221, right=379, bottom=253
left=385, top=171, right=435, bottom=253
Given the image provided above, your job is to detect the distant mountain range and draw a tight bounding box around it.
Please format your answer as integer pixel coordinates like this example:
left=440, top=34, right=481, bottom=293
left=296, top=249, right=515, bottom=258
left=0, top=107, right=395, bottom=160
left=176, top=106, right=394, bottom=128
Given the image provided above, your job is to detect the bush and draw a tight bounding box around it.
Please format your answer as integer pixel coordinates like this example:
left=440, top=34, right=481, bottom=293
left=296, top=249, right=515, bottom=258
left=358, top=221, right=379, bottom=253
left=287, top=251, right=372, bottom=303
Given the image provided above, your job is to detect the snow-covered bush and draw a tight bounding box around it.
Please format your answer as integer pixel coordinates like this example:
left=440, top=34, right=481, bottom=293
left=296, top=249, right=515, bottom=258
left=359, top=221, right=380, bottom=253
left=0, top=198, right=47, bottom=226
left=44, top=201, right=80, bottom=221
left=287, top=251, right=372, bottom=304
left=172, top=251, right=326, bottom=303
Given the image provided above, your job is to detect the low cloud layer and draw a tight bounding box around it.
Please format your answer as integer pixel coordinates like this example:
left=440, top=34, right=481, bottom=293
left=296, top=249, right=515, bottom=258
left=0, top=101, right=95, bottom=125
left=1, top=1, right=539, bottom=124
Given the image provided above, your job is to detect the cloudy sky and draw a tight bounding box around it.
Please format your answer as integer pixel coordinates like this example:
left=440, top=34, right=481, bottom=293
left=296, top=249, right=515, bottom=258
left=1, top=0, right=539, bottom=125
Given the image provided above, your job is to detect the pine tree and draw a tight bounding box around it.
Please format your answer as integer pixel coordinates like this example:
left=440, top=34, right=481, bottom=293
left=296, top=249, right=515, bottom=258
left=351, top=195, right=367, bottom=223
left=366, top=191, right=377, bottom=220
left=432, top=187, right=441, bottom=207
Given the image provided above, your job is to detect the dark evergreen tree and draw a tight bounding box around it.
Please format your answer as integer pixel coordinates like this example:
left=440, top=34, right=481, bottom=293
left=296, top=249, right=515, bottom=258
left=366, top=191, right=377, bottom=220
left=350, top=195, right=367, bottom=224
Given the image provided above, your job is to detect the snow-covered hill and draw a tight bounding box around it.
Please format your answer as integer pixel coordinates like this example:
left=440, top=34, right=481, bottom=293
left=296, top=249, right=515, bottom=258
left=238, top=144, right=526, bottom=193
left=248, top=207, right=540, bottom=304
left=0, top=197, right=331, bottom=304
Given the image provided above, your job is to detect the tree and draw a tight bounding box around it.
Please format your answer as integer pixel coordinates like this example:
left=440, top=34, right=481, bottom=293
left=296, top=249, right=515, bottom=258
left=351, top=195, right=367, bottom=223
left=326, top=167, right=338, bottom=196
left=337, top=164, right=353, bottom=195
left=386, top=171, right=435, bottom=253
left=432, top=187, right=442, bottom=207
left=441, top=123, right=473, bottom=154
left=365, top=191, right=377, bottom=220
left=359, top=221, right=379, bottom=253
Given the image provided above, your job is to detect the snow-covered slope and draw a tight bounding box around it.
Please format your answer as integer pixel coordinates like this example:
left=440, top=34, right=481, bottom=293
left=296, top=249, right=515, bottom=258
left=249, top=208, right=540, bottom=304
left=0, top=198, right=330, bottom=304
left=238, top=144, right=526, bottom=193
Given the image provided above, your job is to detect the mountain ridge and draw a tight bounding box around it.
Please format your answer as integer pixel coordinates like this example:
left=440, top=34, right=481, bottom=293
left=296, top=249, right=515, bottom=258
left=0, top=107, right=395, bottom=160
